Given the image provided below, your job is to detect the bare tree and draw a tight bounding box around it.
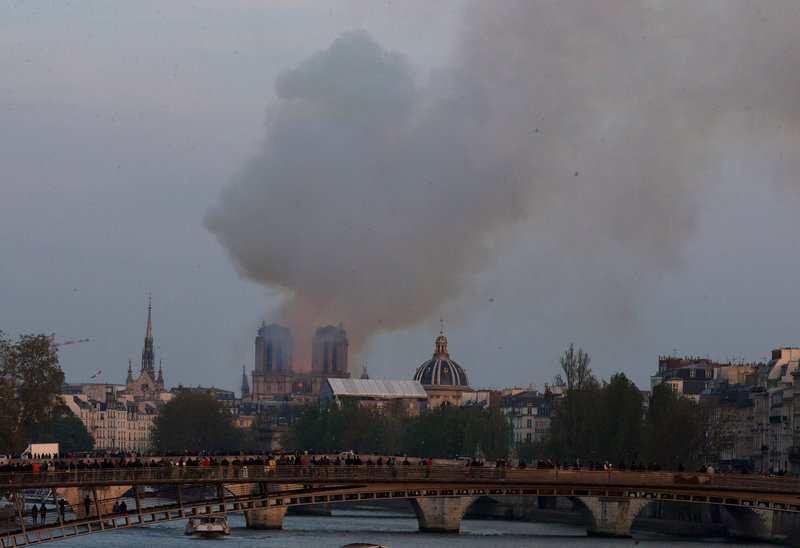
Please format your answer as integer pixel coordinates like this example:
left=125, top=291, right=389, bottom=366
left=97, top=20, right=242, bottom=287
left=555, top=343, right=593, bottom=393
left=543, top=344, right=598, bottom=462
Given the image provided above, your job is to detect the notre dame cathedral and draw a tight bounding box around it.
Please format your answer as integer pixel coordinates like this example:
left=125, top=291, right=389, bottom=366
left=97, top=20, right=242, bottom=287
left=247, top=321, right=349, bottom=402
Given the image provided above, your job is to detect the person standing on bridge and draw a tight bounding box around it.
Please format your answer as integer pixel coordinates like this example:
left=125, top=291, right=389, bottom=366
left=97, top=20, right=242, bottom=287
left=84, top=495, right=91, bottom=516
left=31, top=504, right=38, bottom=525
left=40, top=504, right=47, bottom=524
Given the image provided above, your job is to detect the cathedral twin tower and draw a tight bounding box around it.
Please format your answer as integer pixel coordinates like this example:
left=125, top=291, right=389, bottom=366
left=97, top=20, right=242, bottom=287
left=250, top=321, right=349, bottom=400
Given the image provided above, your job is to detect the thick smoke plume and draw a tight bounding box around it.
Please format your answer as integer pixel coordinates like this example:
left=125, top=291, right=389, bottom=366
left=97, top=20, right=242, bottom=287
left=451, top=1, right=800, bottom=338
left=206, top=2, right=800, bottom=367
left=205, top=30, right=531, bottom=365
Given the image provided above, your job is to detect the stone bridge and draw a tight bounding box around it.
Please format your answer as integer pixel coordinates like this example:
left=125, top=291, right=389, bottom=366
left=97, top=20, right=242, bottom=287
left=2, top=464, right=800, bottom=546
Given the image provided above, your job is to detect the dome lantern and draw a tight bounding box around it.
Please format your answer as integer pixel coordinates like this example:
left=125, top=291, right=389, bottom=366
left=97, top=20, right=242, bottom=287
left=434, top=331, right=449, bottom=359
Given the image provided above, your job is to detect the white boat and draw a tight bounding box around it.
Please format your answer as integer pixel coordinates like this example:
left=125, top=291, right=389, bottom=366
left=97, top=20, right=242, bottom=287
left=184, top=516, right=230, bottom=538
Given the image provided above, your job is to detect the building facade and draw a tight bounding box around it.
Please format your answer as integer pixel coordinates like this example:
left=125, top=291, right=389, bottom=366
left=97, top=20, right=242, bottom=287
left=249, top=321, right=350, bottom=402
left=63, top=299, right=172, bottom=453
left=500, top=386, right=559, bottom=445
left=652, top=349, right=800, bottom=474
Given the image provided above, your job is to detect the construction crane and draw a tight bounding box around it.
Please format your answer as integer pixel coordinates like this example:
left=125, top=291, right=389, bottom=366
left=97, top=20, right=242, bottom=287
left=49, top=334, right=90, bottom=350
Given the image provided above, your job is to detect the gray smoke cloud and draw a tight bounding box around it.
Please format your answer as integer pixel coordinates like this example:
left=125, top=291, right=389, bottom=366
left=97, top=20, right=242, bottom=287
left=451, top=1, right=800, bottom=338
left=204, top=30, right=531, bottom=366
left=206, top=2, right=800, bottom=368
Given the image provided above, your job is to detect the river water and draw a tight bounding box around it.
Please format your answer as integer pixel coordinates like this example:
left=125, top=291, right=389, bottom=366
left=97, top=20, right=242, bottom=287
left=53, top=509, right=776, bottom=548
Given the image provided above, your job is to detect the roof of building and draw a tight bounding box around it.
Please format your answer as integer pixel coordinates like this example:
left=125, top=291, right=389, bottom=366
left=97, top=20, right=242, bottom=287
left=500, top=390, right=548, bottom=406
left=71, top=395, right=91, bottom=409
left=324, top=378, right=427, bottom=398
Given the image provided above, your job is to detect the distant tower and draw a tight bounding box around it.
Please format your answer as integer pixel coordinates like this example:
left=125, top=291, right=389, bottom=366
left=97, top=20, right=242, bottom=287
left=255, top=322, right=293, bottom=374
left=126, top=359, right=134, bottom=390
left=311, top=323, right=349, bottom=377
left=141, top=297, right=155, bottom=376
left=241, top=365, right=251, bottom=398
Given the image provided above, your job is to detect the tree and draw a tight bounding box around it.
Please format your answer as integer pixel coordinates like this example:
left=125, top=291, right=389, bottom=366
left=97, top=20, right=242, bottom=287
left=283, top=399, right=508, bottom=459
left=597, top=373, right=643, bottom=464
left=283, top=399, right=403, bottom=454
left=695, top=396, right=739, bottom=470
left=0, top=332, right=66, bottom=454
left=283, top=400, right=342, bottom=452
left=640, top=383, right=701, bottom=469
left=554, top=343, right=594, bottom=393
left=404, top=406, right=509, bottom=460
left=151, top=392, right=243, bottom=453
left=33, top=415, right=95, bottom=454
left=541, top=344, right=599, bottom=462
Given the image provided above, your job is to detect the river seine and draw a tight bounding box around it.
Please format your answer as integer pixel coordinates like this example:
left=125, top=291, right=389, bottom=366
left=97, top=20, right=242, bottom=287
left=53, top=509, right=775, bottom=547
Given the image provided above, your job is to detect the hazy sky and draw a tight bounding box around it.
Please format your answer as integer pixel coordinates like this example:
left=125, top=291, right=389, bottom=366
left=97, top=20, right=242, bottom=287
left=3, top=1, right=799, bottom=395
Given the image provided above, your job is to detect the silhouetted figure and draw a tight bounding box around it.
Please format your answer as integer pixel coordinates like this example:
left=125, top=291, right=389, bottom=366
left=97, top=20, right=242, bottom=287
left=83, top=495, right=91, bottom=516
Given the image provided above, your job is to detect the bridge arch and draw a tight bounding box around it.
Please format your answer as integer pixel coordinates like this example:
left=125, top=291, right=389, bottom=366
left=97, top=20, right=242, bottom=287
left=722, top=506, right=783, bottom=544
left=408, top=496, right=479, bottom=533
left=570, top=496, right=649, bottom=537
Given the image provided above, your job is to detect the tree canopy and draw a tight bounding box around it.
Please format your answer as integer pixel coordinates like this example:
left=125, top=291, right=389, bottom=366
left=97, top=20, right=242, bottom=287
left=640, top=382, right=701, bottom=469
left=0, top=332, right=66, bottom=454
left=283, top=399, right=509, bottom=460
left=151, top=391, right=245, bottom=453
left=405, top=405, right=508, bottom=459
left=539, top=344, right=600, bottom=462
left=534, top=345, right=708, bottom=470
left=33, top=415, right=95, bottom=454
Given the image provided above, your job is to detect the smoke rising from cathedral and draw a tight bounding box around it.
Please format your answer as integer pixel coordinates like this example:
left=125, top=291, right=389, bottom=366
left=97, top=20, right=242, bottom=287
left=205, top=2, right=800, bottom=365
left=204, top=29, right=533, bottom=362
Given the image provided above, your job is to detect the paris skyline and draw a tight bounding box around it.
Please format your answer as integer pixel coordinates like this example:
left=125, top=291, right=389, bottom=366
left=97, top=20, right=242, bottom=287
left=3, top=2, right=800, bottom=394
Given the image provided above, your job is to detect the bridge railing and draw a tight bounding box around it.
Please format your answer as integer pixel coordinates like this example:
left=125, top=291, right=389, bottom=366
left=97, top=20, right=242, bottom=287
left=506, top=469, right=800, bottom=494
left=1, top=464, right=503, bottom=488
left=3, top=465, right=799, bottom=494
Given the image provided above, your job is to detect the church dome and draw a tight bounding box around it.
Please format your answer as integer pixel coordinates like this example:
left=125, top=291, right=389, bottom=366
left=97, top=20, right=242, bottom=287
left=413, top=331, right=469, bottom=387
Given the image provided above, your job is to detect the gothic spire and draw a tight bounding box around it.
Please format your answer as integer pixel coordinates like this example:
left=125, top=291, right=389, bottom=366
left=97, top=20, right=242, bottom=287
left=241, top=365, right=251, bottom=398
left=141, top=296, right=155, bottom=375
left=146, top=295, right=153, bottom=340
